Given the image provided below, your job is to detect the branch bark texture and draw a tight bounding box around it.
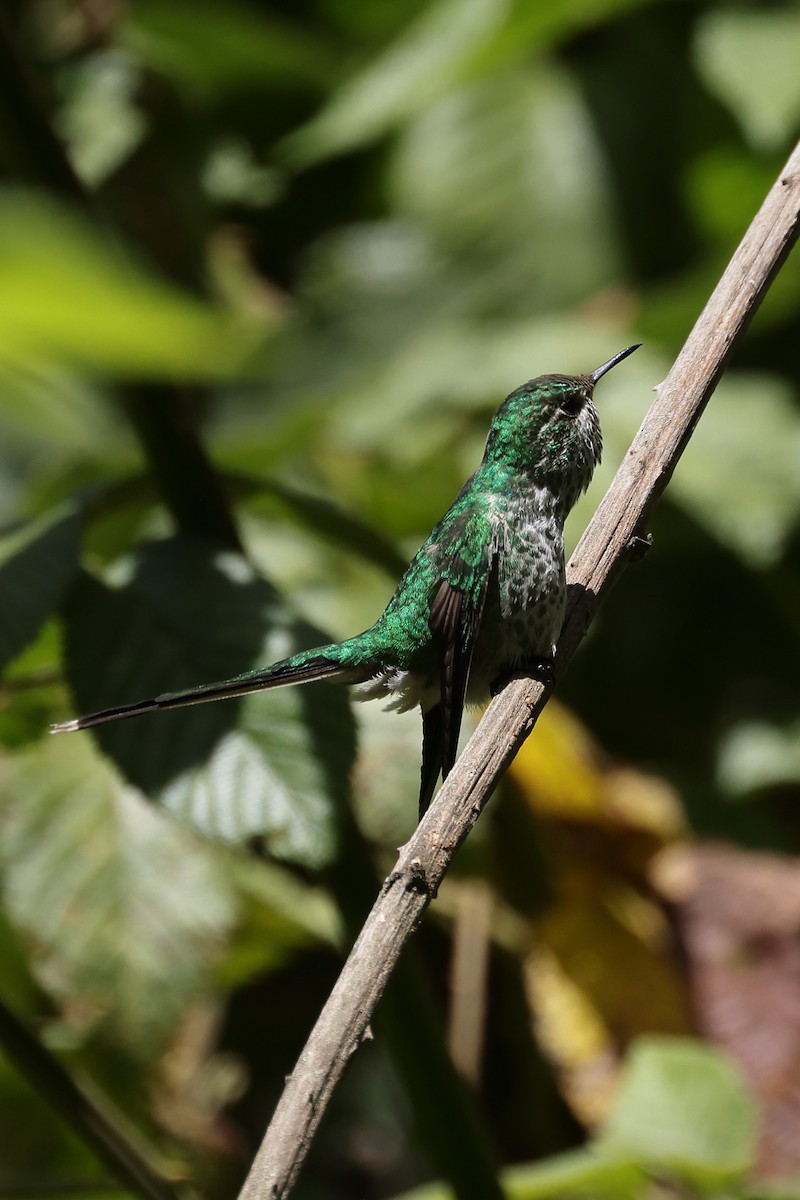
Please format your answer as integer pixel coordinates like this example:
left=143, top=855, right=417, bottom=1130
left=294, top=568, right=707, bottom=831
left=239, top=140, right=800, bottom=1199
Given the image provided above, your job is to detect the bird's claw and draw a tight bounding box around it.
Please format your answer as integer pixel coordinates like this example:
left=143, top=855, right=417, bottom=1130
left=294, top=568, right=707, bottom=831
left=490, top=655, right=555, bottom=697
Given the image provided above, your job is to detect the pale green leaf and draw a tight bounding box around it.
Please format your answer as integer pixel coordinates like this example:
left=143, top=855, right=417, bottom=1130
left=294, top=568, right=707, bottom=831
left=0, top=191, right=265, bottom=380
left=218, top=853, right=342, bottom=986
left=233, top=475, right=406, bottom=576
left=503, top=1149, right=643, bottom=1200
left=601, top=1037, right=757, bottom=1180
left=666, top=373, right=800, bottom=566
left=56, top=50, right=147, bottom=186
left=0, top=735, right=235, bottom=1049
left=390, top=64, right=619, bottom=306
left=285, top=0, right=655, bottom=166
left=695, top=10, right=800, bottom=151
left=0, top=361, right=120, bottom=450
left=283, top=0, right=509, bottom=166
left=717, top=718, right=800, bottom=798
left=394, top=1149, right=643, bottom=1200
left=61, top=536, right=356, bottom=867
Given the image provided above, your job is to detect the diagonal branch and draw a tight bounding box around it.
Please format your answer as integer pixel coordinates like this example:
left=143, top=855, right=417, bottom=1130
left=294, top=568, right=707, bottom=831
left=237, top=139, right=800, bottom=1199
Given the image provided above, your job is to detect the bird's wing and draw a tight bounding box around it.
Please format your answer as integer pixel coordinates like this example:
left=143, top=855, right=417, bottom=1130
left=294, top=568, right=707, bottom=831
left=420, top=503, right=499, bottom=815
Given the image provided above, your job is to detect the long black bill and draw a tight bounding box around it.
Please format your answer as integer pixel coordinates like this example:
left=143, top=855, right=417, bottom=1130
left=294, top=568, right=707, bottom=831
left=588, top=343, right=641, bottom=385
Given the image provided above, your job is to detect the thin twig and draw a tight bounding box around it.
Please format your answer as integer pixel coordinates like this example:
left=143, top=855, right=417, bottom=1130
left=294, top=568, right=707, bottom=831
left=238, top=139, right=800, bottom=1200
left=0, top=998, right=185, bottom=1200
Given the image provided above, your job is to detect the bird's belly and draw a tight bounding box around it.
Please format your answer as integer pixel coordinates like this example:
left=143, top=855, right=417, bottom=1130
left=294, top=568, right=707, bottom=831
left=469, top=526, right=565, bottom=695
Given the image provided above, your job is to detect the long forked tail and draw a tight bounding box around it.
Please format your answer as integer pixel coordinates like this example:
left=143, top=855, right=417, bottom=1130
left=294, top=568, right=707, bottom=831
left=50, top=653, right=344, bottom=734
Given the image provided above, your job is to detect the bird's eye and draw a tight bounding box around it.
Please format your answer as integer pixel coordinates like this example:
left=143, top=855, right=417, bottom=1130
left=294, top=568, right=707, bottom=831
left=559, top=392, right=583, bottom=417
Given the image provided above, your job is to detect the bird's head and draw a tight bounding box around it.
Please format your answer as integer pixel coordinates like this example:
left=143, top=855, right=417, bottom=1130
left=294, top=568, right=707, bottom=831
left=483, top=344, right=640, bottom=507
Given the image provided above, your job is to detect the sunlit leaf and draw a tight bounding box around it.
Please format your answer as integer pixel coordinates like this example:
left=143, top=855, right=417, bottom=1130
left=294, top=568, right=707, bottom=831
left=218, top=853, right=341, bottom=987
left=233, top=475, right=406, bottom=576
left=667, top=372, right=800, bottom=566
left=508, top=699, right=685, bottom=838
left=60, top=536, right=356, bottom=866
left=695, top=9, right=800, bottom=150
left=284, top=0, right=508, bottom=165
left=391, top=64, right=619, bottom=307
left=394, top=1148, right=643, bottom=1200
left=56, top=50, right=147, bottom=186
left=0, top=191, right=266, bottom=380
left=506, top=702, right=691, bottom=1125
left=0, top=361, right=120, bottom=451
left=285, top=0, right=655, bottom=165
left=0, top=505, right=81, bottom=673
left=602, top=1037, right=757, bottom=1180
left=717, top=718, right=800, bottom=796
left=0, top=736, right=235, bottom=1050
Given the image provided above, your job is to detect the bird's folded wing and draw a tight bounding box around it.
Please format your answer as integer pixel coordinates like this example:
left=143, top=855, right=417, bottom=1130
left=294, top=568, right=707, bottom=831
left=421, top=507, right=498, bottom=812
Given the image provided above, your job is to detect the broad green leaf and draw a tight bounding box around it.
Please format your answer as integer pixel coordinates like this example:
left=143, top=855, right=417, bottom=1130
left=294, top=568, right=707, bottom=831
left=394, top=1148, right=643, bottom=1200
left=56, top=49, right=146, bottom=186
left=391, top=64, right=619, bottom=307
left=61, top=536, right=356, bottom=866
left=283, top=0, right=508, bottom=165
left=601, top=1037, right=757, bottom=1181
left=217, top=853, right=341, bottom=986
left=503, top=1149, right=642, bottom=1199
left=0, top=735, right=235, bottom=1050
left=666, top=373, right=800, bottom=567
left=232, top=475, right=406, bottom=576
left=717, top=718, right=800, bottom=798
left=0, top=362, right=120, bottom=450
left=694, top=9, right=800, bottom=151
left=0, top=505, right=81, bottom=672
left=0, top=191, right=265, bottom=380
left=285, top=0, right=654, bottom=166
left=0, top=622, right=64, bottom=747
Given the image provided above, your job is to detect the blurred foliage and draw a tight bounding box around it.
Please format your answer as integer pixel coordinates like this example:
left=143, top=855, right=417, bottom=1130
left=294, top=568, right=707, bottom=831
left=1, top=0, right=800, bottom=1197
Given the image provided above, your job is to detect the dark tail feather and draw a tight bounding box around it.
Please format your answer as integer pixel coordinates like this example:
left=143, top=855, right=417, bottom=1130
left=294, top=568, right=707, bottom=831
left=419, top=704, right=444, bottom=820
left=51, top=655, right=342, bottom=734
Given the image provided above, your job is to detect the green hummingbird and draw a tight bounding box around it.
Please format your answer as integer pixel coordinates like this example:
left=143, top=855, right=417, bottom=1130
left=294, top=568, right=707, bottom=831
left=52, top=344, right=639, bottom=817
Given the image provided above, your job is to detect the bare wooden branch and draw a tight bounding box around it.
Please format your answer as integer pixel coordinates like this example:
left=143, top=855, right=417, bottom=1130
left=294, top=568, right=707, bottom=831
left=238, top=139, right=800, bottom=1200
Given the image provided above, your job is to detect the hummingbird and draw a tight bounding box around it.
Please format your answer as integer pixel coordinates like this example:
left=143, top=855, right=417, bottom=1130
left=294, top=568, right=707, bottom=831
left=52, top=345, right=640, bottom=818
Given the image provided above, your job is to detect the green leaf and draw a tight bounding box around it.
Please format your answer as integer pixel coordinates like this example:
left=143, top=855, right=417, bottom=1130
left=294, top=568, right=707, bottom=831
left=717, top=718, right=800, bottom=798
left=666, top=373, right=800, bottom=567
left=232, top=475, right=406, bottom=576
left=284, top=0, right=654, bottom=166
left=283, top=0, right=508, bottom=166
left=600, top=1036, right=758, bottom=1181
left=390, top=64, right=619, bottom=307
left=503, top=1149, right=643, bottom=1200
left=0, top=361, right=120, bottom=451
left=0, top=735, right=235, bottom=1050
left=127, top=0, right=336, bottom=100
left=694, top=9, right=800, bottom=151
left=0, top=505, right=81, bottom=673
left=0, top=190, right=265, bottom=380
left=217, top=853, right=341, bottom=987
left=61, top=536, right=356, bottom=867
left=394, top=1149, right=643, bottom=1200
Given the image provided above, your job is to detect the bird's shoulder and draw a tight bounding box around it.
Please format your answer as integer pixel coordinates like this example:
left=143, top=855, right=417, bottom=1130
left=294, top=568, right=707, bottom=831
left=416, top=482, right=503, bottom=594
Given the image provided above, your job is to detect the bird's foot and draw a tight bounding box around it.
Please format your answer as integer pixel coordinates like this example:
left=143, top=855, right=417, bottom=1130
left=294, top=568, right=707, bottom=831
left=490, top=655, right=555, bottom=697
